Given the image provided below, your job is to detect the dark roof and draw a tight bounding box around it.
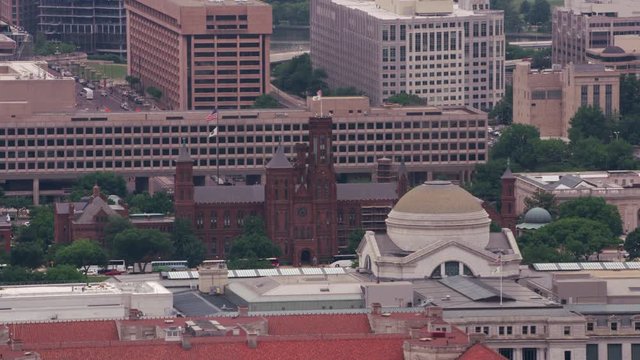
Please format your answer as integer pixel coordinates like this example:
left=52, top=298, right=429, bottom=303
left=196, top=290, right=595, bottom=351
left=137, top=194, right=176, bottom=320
left=265, top=145, right=293, bottom=169
left=602, top=46, right=626, bottom=54
left=176, top=142, right=192, bottom=163
left=439, top=276, right=515, bottom=302
left=500, top=167, right=514, bottom=180
left=337, top=183, right=398, bottom=201
left=55, top=201, right=90, bottom=215
left=74, top=196, right=118, bottom=224
left=194, top=185, right=265, bottom=204
left=545, top=174, right=583, bottom=190
left=485, top=232, right=511, bottom=252
left=372, top=233, right=411, bottom=257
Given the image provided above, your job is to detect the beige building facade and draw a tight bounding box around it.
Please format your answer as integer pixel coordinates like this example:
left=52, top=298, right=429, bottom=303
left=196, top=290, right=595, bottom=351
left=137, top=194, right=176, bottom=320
left=311, top=0, right=505, bottom=111
left=0, top=61, right=75, bottom=118
left=125, top=0, right=272, bottom=111
left=552, top=0, right=640, bottom=66
left=513, top=62, right=620, bottom=138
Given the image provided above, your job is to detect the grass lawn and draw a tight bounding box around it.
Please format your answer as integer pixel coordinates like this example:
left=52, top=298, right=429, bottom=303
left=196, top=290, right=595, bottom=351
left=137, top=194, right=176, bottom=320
left=87, top=63, right=128, bottom=81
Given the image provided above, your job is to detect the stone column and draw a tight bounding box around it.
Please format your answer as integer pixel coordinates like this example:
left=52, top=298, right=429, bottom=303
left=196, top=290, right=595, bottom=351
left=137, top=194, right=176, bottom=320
left=32, top=178, right=40, bottom=206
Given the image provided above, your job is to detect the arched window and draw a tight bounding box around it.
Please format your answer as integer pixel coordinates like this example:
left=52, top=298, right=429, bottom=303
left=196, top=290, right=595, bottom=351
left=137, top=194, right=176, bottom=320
left=365, top=255, right=372, bottom=271
left=430, top=261, right=474, bottom=279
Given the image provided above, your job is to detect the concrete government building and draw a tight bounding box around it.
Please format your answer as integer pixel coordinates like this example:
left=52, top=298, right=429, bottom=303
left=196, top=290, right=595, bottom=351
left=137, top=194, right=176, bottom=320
left=311, top=0, right=505, bottom=111
left=0, top=96, right=488, bottom=205
left=553, top=0, right=640, bottom=66
left=125, top=0, right=272, bottom=110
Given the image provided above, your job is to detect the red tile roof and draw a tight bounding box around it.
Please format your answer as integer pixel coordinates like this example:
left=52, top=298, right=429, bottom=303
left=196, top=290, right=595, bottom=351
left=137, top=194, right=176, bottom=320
left=8, top=321, right=118, bottom=343
left=37, top=337, right=406, bottom=360
left=458, top=343, right=508, bottom=360
left=265, top=314, right=372, bottom=335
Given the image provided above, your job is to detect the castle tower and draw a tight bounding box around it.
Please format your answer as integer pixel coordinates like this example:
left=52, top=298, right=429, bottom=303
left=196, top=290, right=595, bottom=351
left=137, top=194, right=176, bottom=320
left=264, top=145, right=296, bottom=260
left=500, top=165, right=517, bottom=233
left=174, top=141, right=195, bottom=225
left=305, top=116, right=337, bottom=263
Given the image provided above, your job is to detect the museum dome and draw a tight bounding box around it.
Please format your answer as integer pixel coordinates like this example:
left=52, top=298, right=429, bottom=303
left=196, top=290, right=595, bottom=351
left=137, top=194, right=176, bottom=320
left=392, top=181, right=483, bottom=214
left=386, top=181, right=491, bottom=252
left=523, top=207, right=552, bottom=224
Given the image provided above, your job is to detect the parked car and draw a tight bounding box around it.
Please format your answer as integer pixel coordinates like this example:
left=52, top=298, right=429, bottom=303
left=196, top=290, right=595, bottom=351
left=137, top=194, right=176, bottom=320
left=101, top=90, right=108, bottom=97
left=103, top=269, right=124, bottom=276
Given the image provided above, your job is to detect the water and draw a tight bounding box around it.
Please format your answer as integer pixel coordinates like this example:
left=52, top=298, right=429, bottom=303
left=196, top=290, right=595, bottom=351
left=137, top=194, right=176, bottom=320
left=271, top=27, right=310, bottom=53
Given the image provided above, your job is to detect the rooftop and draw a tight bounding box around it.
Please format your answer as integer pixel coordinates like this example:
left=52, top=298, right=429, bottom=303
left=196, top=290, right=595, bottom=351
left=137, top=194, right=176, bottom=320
left=330, top=0, right=484, bottom=21
left=0, top=61, right=57, bottom=81
left=0, top=282, right=170, bottom=298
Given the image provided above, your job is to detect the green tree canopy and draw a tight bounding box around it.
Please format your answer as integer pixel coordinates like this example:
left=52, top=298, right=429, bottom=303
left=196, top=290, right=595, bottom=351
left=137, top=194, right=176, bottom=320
left=15, top=206, right=54, bottom=249
left=252, top=94, right=281, bottom=109
left=620, top=74, right=640, bottom=116
left=490, top=124, right=540, bottom=169
left=491, top=0, right=522, bottom=33
left=330, top=87, right=363, bottom=96
left=45, top=265, right=85, bottom=282
left=558, top=197, right=623, bottom=236
left=113, top=229, right=173, bottom=273
left=488, top=85, right=513, bottom=125
left=569, top=137, right=608, bottom=170
left=126, top=191, right=173, bottom=214
left=347, top=228, right=366, bottom=254
left=528, top=0, right=551, bottom=25
left=172, top=219, right=206, bottom=268
left=10, top=242, right=45, bottom=269
left=273, top=54, right=329, bottom=98
left=55, top=239, right=108, bottom=275
left=386, top=92, right=426, bottom=106
left=624, top=229, right=640, bottom=260
left=228, top=217, right=280, bottom=269
left=103, top=215, right=133, bottom=253
left=568, top=106, right=614, bottom=143
left=70, top=172, right=127, bottom=200
left=519, top=217, right=618, bottom=263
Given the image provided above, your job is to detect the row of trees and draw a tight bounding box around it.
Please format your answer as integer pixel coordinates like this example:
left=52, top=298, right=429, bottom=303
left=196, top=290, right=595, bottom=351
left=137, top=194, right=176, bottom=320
left=267, top=0, right=309, bottom=26
left=490, top=0, right=552, bottom=33
left=518, top=196, right=622, bottom=263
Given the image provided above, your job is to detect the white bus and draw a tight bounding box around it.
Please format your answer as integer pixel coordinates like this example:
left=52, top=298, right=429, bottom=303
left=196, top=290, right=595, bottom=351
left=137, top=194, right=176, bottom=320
left=151, top=260, right=188, bottom=272
left=83, top=87, right=94, bottom=100
left=107, top=259, right=126, bottom=272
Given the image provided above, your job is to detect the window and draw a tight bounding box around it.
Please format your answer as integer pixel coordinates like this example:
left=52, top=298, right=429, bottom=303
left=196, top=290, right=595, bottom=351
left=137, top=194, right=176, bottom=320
left=564, top=350, right=571, bottom=360
left=635, top=322, right=640, bottom=331
left=498, top=348, right=514, bottom=360
left=498, top=326, right=512, bottom=335
left=611, top=321, right=618, bottom=331
left=522, top=348, right=537, bottom=360
left=564, top=326, right=571, bottom=335
left=607, top=344, right=622, bottom=360
left=581, top=85, right=588, bottom=106
left=605, top=84, right=613, bottom=116
left=586, top=344, right=598, bottom=360
left=587, top=322, right=594, bottom=331
left=223, top=211, right=231, bottom=228
left=631, top=344, right=640, bottom=360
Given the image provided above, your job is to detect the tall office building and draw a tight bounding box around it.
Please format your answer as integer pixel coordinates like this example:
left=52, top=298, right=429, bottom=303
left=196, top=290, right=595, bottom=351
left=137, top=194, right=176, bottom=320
left=311, top=0, right=505, bottom=111
left=38, top=0, right=127, bottom=56
left=552, top=0, right=640, bottom=66
left=125, top=0, right=272, bottom=111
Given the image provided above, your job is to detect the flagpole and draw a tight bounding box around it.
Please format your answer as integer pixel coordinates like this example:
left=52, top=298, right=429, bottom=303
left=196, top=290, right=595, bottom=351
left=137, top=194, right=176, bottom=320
left=499, top=253, right=503, bottom=306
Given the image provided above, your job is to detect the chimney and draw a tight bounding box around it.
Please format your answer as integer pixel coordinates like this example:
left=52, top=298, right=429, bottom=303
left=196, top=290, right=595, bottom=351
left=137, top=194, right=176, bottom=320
left=238, top=305, right=249, bottom=317
left=371, top=302, right=382, bottom=315
left=247, top=332, right=258, bottom=349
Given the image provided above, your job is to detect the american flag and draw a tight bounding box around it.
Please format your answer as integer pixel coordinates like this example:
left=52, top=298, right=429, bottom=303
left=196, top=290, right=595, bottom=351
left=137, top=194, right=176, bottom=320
left=206, top=108, right=218, bottom=122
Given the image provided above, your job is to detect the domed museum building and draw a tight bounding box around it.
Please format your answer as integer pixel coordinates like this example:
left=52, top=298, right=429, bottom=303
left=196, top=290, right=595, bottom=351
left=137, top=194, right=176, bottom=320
left=357, top=181, right=522, bottom=280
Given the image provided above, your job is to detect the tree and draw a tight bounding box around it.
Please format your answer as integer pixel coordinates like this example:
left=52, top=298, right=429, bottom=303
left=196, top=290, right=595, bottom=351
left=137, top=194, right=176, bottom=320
left=468, top=158, right=510, bottom=204
left=70, top=172, right=127, bottom=200
left=347, top=228, right=366, bottom=254
left=606, top=139, right=638, bottom=170
left=488, top=84, right=513, bottom=124
left=523, top=190, right=558, bottom=218
left=228, top=217, right=280, bottom=269
left=624, top=229, right=640, bottom=260
left=533, top=139, right=569, bottom=171
left=55, top=239, right=108, bottom=275
left=569, top=137, right=608, bottom=170
left=126, top=192, right=173, bottom=214
left=491, top=0, right=522, bottom=33
left=112, top=229, right=173, bottom=273
left=103, top=216, right=133, bottom=252
left=528, top=0, right=551, bottom=25
left=519, top=218, right=618, bottom=263
left=125, top=75, right=140, bottom=87
left=620, top=74, right=640, bottom=116
left=531, top=48, right=551, bottom=70
left=330, top=87, right=362, bottom=96
left=386, top=92, right=426, bottom=106
left=172, top=219, right=206, bottom=268
left=252, top=94, right=280, bottom=109
left=568, top=106, right=614, bottom=143
left=45, top=265, right=85, bottom=282
left=490, top=124, right=540, bottom=169
left=273, top=54, right=329, bottom=98
left=10, top=242, right=45, bottom=269
left=16, top=206, right=54, bottom=249
left=558, top=197, right=623, bottom=236
left=146, top=86, right=163, bottom=100
left=519, top=1, right=531, bottom=17
left=616, top=113, right=640, bottom=145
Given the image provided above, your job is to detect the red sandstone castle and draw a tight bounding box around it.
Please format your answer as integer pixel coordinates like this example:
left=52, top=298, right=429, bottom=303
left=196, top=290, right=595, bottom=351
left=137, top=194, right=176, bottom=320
left=175, top=116, right=407, bottom=264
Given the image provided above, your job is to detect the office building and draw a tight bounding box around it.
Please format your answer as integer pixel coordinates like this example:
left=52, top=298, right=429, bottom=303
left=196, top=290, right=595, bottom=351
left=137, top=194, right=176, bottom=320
left=0, top=61, right=75, bottom=118
left=0, top=97, right=488, bottom=205
left=38, top=0, right=126, bottom=56
left=586, top=35, right=640, bottom=76
left=310, top=0, right=505, bottom=110
left=552, top=0, right=640, bottom=66
left=0, top=0, right=37, bottom=34
left=513, top=62, right=619, bottom=138
left=125, top=0, right=272, bottom=111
